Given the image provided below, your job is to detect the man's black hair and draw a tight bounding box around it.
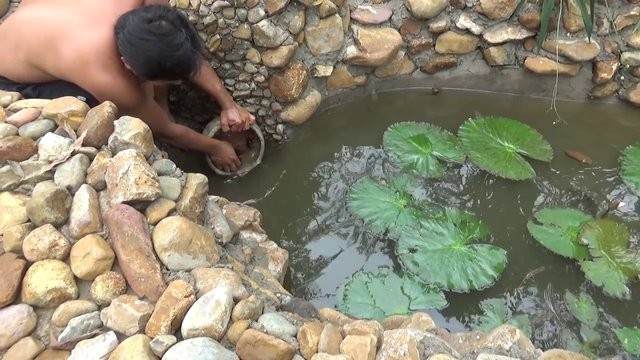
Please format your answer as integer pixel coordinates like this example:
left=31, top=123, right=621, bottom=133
left=115, top=5, right=203, bottom=81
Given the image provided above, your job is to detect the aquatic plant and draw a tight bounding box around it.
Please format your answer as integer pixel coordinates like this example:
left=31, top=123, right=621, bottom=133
left=471, top=298, right=532, bottom=337
left=337, top=267, right=447, bottom=321
left=620, top=142, right=640, bottom=197
left=563, top=290, right=601, bottom=357
left=565, top=290, right=599, bottom=329
left=383, top=122, right=465, bottom=178
left=526, top=208, right=592, bottom=260
left=614, top=327, right=640, bottom=355
left=459, top=116, right=553, bottom=180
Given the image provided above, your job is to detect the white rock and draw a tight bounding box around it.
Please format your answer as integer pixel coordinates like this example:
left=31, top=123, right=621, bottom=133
left=181, top=286, right=234, bottom=340
left=68, top=331, right=119, bottom=360
left=161, top=337, right=238, bottom=360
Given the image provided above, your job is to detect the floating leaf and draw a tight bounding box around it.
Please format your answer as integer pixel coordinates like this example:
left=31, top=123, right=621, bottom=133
left=579, top=219, right=640, bottom=300
left=615, top=327, right=640, bottom=355
left=458, top=116, right=553, bottom=180
left=473, top=298, right=532, bottom=337
left=383, top=122, right=465, bottom=178
left=527, top=208, right=592, bottom=260
left=396, top=208, right=507, bottom=292
left=579, top=323, right=601, bottom=348
left=348, top=175, right=425, bottom=235
left=565, top=290, right=599, bottom=328
left=337, top=268, right=448, bottom=321
left=620, top=142, right=640, bottom=196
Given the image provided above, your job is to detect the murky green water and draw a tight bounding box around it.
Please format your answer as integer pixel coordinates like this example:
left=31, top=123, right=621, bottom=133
left=170, top=88, right=640, bottom=357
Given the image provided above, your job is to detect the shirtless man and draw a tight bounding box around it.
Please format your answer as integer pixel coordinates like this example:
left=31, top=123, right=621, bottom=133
left=0, top=0, right=254, bottom=172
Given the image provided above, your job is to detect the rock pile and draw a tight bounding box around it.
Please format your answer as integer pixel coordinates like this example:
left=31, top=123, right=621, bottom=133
left=0, top=92, right=593, bottom=359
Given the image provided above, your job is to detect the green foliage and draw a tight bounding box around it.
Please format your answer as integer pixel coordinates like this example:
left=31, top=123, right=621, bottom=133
left=579, top=219, right=640, bottom=300
left=527, top=208, right=592, bottom=260
left=565, top=290, right=599, bottom=328
left=458, top=116, right=553, bottom=180
left=620, top=142, right=640, bottom=197
left=472, top=298, right=532, bottom=337
left=615, top=327, right=640, bottom=355
left=396, top=208, right=508, bottom=292
left=337, top=268, right=448, bottom=321
left=383, top=122, right=465, bottom=178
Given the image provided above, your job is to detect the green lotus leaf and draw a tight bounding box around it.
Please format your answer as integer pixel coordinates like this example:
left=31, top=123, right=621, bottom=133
left=564, top=290, right=599, bottom=328
left=526, top=208, right=592, bottom=260
left=383, top=122, right=465, bottom=178
left=348, top=175, right=426, bottom=235
left=615, top=327, right=640, bottom=355
left=458, top=116, right=553, bottom=180
left=621, top=142, right=640, bottom=196
left=579, top=219, right=640, bottom=300
left=473, top=298, right=532, bottom=337
left=337, top=267, right=448, bottom=321
left=396, top=208, right=508, bottom=292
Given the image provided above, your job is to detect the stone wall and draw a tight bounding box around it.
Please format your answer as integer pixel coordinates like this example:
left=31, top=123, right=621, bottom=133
left=166, top=0, right=640, bottom=141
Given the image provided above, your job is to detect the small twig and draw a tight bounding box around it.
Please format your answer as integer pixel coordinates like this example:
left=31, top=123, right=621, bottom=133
left=241, top=169, right=286, bottom=205
left=548, top=0, right=567, bottom=125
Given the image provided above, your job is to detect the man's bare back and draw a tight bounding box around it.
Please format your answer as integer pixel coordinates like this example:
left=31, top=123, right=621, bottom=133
left=0, top=0, right=256, bottom=172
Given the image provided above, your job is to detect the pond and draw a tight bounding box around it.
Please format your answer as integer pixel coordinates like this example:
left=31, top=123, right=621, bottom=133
left=169, top=87, right=640, bottom=358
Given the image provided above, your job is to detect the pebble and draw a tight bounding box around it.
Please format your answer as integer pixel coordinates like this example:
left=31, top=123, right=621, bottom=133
left=22, top=224, right=71, bottom=262
left=51, top=300, right=98, bottom=328
left=163, top=337, right=239, bottom=360
left=57, top=311, right=103, bottom=344
left=68, top=331, right=119, bottom=360
left=0, top=123, right=18, bottom=138
left=3, top=336, right=45, bottom=360
left=205, top=199, right=236, bottom=244
left=181, top=286, right=234, bottom=340
left=42, top=96, right=89, bottom=130
left=26, top=180, right=72, bottom=227
left=2, top=223, right=33, bottom=254
left=54, top=153, right=91, bottom=194
left=0, top=135, right=37, bottom=162
left=152, top=216, right=220, bottom=271
left=145, top=198, right=176, bottom=225
left=149, top=334, right=177, bottom=357
left=35, top=349, right=71, bottom=359
left=175, top=173, right=208, bottom=224
left=19, top=119, right=56, bottom=139
left=37, top=132, right=74, bottom=162
left=108, top=116, right=154, bottom=158
left=151, top=159, right=177, bottom=176
left=6, top=108, right=41, bottom=127
left=85, top=150, right=112, bottom=191
left=69, top=234, right=114, bottom=280
left=258, top=312, right=298, bottom=339
left=90, top=271, right=127, bottom=306
left=77, top=101, right=117, bottom=148
left=145, top=280, right=196, bottom=338
left=227, top=320, right=251, bottom=345
left=0, top=192, right=30, bottom=233
left=105, top=150, right=161, bottom=205
left=21, top=259, right=78, bottom=308
left=232, top=295, right=264, bottom=322
left=158, top=176, right=182, bottom=201
left=100, top=294, right=154, bottom=337
left=298, top=321, right=324, bottom=359
left=236, top=329, right=295, bottom=360
left=68, top=184, right=103, bottom=239
left=108, top=334, right=156, bottom=360
left=0, top=304, right=37, bottom=350
left=319, top=323, right=342, bottom=354
left=192, top=267, right=249, bottom=300
left=0, top=253, right=27, bottom=308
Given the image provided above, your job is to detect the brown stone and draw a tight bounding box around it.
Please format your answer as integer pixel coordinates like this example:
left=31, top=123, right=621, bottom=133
left=21, top=259, right=78, bottom=308
left=298, top=321, right=324, bottom=359
left=105, top=149, right=161, bottom=205
left=400, top=18, right=421, bottom=35
left=343, top=320, right=384, bottom=344
left=633, top=66, right=640, bottom=78
left=70, top=234, right=114, bottom=280
left=381, top=315, right=410, bottom=330
left=51, top=300, right=98, bottom=328
left=400, top=312, right=437, bottom=332
left=6, top=108, right=40, bottom=127
left=35, top=349, right=70, bottom=360
left=563, top=0, right=585, bottom=33
left=0, top=253, right=27, bottom=308
left=305, top=15, right=345, bottom=56
left=145, top=198, right=176, bottom=225
left=589, top=81, right=621, bottom=99
left=404, top=0, right=447, bottom=18
left=407, top=35, right=434, bottom=54
left=524, top=56, right=581, bottom=76
left=593, top=60, right=620, bottom=85
left=104, top=204, right=167, bottom=302
left=236, top=329, right=295, bottom=360
left=269, top=61, right=309, bottom=102
left=450, top=0, right=466, bottom=9
left=90, top=271, right=127, bottom=306
left=523, top=38, right=537, bottom=51
left=192, top=267, right=249, bottom=300
left=340, top=334, right=377, bottom=360
left=428, top=19, right=449, bottom=33
left=101, top=295, right=154, bottom=336
left=542, top=39, right=601, bottom=62
left=145, top=280, right=196, bottom=338
left=318, top=323, right=342, bottom=354
left=375, top=51, right=414, bottom=78
left=262, top=44, right=298, bottom=68
left=614, top=6, right=640, bottom=31
left=478, top=0, right=517, bottom=19
left=77, top=101, right=117, bottom=148
left=344, top=26, right=403, bottom=67
left=624, top=82, right=640, bottom=107
left=318, top=308, right=353, bottom=327
left=85, top=150, right=111, bottom=191
left=421, top=55, right=458, bottom=74
left=483, top=46, right=514, bottom=66
left=435, top=31, right=479, bottom=54
left=604, top=39, right=620, bottom=55
left=42, top=96, right=90, bottom=130
left=227, top=320, right=251, bottom=345
left=0, top=136, right=37, bottom=162
left=519, top=8, right=541, bottom=29
left=0, top=91, right=22, bottom=108
left=22, top=224, right=71, bottom=262
left=108, top=334, right=157, bottom=360
left=7, top=99, right=50, bottom=112
left=3, top=223, right=33, bottom=255
left=538, top=349, right=589, bottom=360
left=327, top=66, right=368, bottom=91
left=319, top=0, right=339, bottom=18
left=4, top=336, right=45, bottom=360
left=280, top=89, right=322, bottom=125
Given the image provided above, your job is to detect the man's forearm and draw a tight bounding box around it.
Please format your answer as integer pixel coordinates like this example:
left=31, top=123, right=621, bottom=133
left=161, top=122, right=223, bottom=154
left=191, top=56, right=236, bottom=110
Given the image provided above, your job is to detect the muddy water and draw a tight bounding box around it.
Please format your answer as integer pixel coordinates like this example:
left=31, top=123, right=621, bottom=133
left=169, top=88, right=640, bottom=356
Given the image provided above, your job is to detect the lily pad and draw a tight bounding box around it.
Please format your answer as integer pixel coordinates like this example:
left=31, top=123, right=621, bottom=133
left=348, top=175, right=425, bottom=235
left=383, top=122, right=465, bottom=178
left=579, top=219, right=640, bottom=300
left=565, top=290, right=598, bottom=328
left=615, top=327, right=640, bottom=355
left=526, top=208, right=592, bottom=260
left=337, top=267, right=448, bottom=321
left=396, top=208, right=508, bottom=292
left=621, top=142, right=640, bottom=196
left=458, top=116, right=553, bottom=180
left=473, top=298, right=532, bottom=337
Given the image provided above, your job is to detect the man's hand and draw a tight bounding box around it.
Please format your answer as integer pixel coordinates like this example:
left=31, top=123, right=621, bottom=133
left=209, top=140, right=241, bottom=173
left=221, top=103, right=256, bottom=132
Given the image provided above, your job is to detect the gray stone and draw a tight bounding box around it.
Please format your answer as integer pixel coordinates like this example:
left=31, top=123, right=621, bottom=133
left=152, top=159, right=177, bottom=176
left=37, top=132, right=73, bottom=162
left=58, top=311, right=103, bottom=344
left=482, top=23, right=535, bottom=44
left=0, top=123, right=18, bottom=138
left=621, top=51, right=640, bottom=66
left=252, top=19, right=288, bottom=48
left=68, top=183, right=103, bottom=239
left=150, top=334, right=177, bottom=357
left=162, top=337, right=239, bottom=360
left=181, top=287, right=234, bottom=340
left=456, top=12, right=485, bottom=35
left=0, top=165, right=20, bottom=191
left=247, top=6, right=266, bottom=23
left=305, top=15, right=344, bottom=56
left=258, top=312, right=298, bottom=339
left=68, top=331, right=119, bottom=360
left=18, top=119, right=56, bottom=140
left=205, top=198, right=236, bottom=244
left=54, top=153, right=90, bottom=194
left=159, top=176, right=182, bottom=201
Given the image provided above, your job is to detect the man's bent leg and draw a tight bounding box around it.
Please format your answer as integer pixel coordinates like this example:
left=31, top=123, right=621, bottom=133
left=0, top=76, right=99, bottom=107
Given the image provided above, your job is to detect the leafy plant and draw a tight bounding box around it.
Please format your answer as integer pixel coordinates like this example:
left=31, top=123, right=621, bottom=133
left=527, top=208, right=592, bottom=260
left=383, top=122, right=465, bottom=178
left=565, top=290, right=599, bottom=328
left=396, top=208, right=508, bottom=292
left=620, top=142, right=640, bottom=197
left=348, top=175, right=426, bottom=235
left=337, top=267, right=448, bottom=321
left=458, top=116, right=553, bottom=180
left=615, top=327, right=640, bottom=355
left=579, top=219, right=640, bottom=300
left=472, top=298, right=532, bottom=337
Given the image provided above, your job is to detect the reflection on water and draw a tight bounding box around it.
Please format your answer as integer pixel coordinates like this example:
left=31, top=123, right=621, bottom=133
left=169, top=89, right=640, bottom=357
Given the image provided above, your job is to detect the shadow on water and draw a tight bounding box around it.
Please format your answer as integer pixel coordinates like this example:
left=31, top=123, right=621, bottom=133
left=168, top=88, right=640, bottom=357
